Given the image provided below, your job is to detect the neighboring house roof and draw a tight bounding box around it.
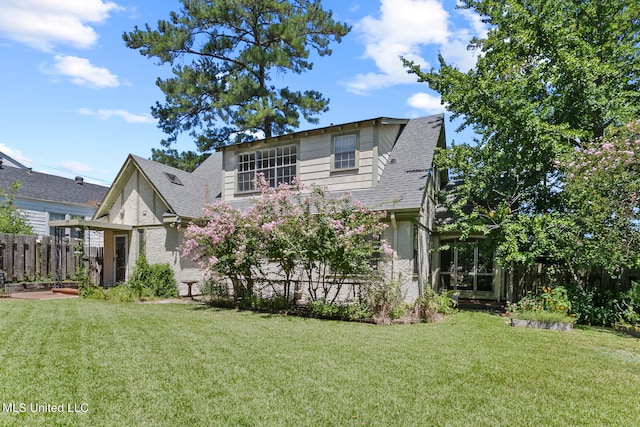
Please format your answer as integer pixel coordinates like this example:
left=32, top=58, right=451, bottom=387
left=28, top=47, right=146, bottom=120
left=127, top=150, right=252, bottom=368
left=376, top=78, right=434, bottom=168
left=94, top=153, right=222, bottom=220
left=0, top=165, right=107, bottom=207
left=353, top=114, right=445, bottom=212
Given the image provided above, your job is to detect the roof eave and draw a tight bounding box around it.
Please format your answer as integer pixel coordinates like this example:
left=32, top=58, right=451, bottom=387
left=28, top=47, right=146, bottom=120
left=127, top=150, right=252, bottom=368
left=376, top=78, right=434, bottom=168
left=49, top=218, right=133, bottom=231
left=217, top=117, right=410, bottom=152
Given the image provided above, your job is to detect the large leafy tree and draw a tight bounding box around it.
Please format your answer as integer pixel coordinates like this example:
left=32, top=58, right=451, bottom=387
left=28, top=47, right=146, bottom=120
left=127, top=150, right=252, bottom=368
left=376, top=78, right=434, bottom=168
left=404, top=0, right=640, bottom=271
left=124, top=0, right=350, bottom=171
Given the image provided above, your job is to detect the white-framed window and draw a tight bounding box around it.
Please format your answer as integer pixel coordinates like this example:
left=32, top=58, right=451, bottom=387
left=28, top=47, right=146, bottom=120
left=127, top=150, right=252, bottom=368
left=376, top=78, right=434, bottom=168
left=333, top=134, right=357, bottom=170
left=236, top=144, right=297, bottom=193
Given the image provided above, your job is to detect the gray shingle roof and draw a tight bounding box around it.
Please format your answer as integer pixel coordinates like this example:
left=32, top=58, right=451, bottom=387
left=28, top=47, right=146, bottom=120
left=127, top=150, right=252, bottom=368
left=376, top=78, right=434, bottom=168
left=351, top=114, right=445, bottom=211
left=130, top=153, right=222, bottom=219
left=0, top=166, right=107, bottom=206
left=192, top=151, right=222, bottom=199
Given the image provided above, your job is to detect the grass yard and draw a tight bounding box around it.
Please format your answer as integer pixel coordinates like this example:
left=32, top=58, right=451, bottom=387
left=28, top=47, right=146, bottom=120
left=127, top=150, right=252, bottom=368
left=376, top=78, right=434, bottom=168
left=0, top=299, right=638, bottom=426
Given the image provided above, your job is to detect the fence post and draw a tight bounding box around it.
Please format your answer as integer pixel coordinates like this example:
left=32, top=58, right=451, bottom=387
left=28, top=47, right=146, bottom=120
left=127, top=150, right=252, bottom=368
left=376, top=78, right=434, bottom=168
left=25, top=235, right=36, bottom=281
left=5, top=233, right=14, bottom=282
left=16, top=234, right=25, bottom=282
left=0, top=233, right=5, bottom=280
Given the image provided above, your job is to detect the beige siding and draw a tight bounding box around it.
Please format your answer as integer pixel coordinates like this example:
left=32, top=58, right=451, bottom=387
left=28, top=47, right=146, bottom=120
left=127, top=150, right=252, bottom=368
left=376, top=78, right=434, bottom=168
left=376, top=124, right=400, bottom=183
left=221, top=123, right=406, bottom=200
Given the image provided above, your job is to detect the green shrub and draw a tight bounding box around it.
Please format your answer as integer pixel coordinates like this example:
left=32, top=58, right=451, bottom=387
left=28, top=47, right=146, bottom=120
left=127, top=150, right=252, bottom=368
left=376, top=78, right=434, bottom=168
left=307, top=300, right=339, bottom=318
left=259, top=295, right=291, bottom=311
left=510, top=285, right=572, bottom=316
left=389, top=304, right=409, bottom=320
left=307, top=300, right=372, bottom=321
left=336, top=303, right=372, bottom=321
left=83, top=284, right=148, bottom=302
left=412, top=289, right=456, bottom=322
left=128, top=254, right=177, bottom=299
left=149, top=263, right=177, bottom=298
left=362, top=277, right=404, bottom=320
left=81, top=285, right=106, bottom=299
left=567, top=283, right=640, bottom=327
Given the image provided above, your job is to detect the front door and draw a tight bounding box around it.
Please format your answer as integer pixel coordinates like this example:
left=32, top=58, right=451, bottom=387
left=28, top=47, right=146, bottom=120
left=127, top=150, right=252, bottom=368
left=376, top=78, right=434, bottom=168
left=114, top=235, right=128, bottom=283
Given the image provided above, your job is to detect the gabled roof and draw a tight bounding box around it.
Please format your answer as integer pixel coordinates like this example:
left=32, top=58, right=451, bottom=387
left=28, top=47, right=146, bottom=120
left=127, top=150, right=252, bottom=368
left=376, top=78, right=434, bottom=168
left=352, top=114, right=445, bottom=211
left=94, top=153, right=222, bottom=220
left=0, top=166, right=107, bottom=207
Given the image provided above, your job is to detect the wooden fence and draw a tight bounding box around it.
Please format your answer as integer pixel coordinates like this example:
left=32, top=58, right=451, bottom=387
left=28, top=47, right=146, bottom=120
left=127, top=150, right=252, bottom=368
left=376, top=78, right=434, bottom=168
left=504, top=262, right=639, bottom=302
left=0, top=233, right=103, bottom=285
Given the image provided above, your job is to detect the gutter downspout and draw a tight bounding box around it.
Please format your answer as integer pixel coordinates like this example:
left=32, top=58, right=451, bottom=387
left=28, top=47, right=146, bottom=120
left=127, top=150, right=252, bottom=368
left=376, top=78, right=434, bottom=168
left=390, top=211, right=397, bottom=279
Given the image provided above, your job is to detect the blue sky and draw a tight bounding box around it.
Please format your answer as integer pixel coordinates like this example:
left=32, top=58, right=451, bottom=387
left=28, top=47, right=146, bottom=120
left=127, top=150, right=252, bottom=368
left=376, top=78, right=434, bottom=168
left=0, top=0, right=486, bottom=186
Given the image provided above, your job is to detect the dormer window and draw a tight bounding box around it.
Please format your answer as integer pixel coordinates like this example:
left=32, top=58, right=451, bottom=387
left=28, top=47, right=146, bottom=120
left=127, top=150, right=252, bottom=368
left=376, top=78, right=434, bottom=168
left=333, top=133, right=358, bottom=170
left=237, top=144, right=297, bottom=193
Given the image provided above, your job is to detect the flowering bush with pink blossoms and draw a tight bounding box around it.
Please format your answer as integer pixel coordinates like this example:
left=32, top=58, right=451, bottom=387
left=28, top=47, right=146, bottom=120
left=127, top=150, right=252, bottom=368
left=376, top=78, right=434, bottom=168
left=182, top=175, right=393, bottom=304
left=557, top=119, right=640, bottom=272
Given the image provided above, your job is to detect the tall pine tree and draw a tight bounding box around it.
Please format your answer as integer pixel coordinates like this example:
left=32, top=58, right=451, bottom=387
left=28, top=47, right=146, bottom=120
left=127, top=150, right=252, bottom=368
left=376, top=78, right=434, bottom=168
left=124, top=0, right=350, bottom=171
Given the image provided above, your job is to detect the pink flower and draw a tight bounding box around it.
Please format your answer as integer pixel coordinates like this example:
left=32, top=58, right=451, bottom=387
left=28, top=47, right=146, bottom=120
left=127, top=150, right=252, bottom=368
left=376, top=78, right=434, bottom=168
left=381, top=240, right=394, bottom=257
left=261, top=221, right=277, bottom=233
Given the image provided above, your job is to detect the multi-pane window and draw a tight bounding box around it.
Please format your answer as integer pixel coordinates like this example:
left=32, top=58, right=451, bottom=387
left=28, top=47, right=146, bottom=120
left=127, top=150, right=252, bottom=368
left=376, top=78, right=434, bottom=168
left=237, top=144, right=297, bottom=192
left=333, top=134, right=357, bottom=169
left=439, top=240, right=494, bottom=292
left=237, top=152, right=256, bottom=192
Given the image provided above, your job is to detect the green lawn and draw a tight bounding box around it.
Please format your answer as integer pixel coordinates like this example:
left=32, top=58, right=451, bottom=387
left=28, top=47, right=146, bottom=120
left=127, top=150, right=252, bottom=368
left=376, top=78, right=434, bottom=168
left=0, top=299, right=638, bottom=426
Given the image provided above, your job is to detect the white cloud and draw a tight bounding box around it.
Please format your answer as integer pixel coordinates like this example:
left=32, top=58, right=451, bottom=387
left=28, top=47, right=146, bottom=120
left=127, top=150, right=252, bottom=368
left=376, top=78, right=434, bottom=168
left=0, top=143, right=32, bottom=166
left=59, top=160, right=92, bottom=174
left=43, top=55, right=119, bottom=89
left=456, top=0, right=489, bottom=40
left=347, top=0, right=487, bottom=94
left=78, top=108, right=155, bottom=124
left=0, top=0, right=122, bottom=51
left=407, top=92, right=444, bottom=113
left=347, top=0, right=449, bottom=94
